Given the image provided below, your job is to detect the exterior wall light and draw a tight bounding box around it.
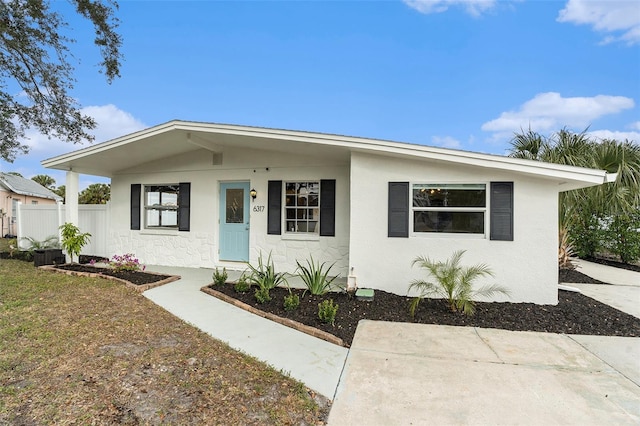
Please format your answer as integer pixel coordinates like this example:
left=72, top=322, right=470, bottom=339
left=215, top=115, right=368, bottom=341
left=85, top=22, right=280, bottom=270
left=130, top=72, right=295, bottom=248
left=250, top=188, right=257, bottom=201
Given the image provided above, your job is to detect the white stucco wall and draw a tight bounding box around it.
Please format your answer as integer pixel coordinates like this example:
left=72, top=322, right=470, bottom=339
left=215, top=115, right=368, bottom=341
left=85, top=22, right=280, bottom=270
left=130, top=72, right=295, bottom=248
left=348, top=152, right=559, bottom=304
left=109, top=145, right=350, bottom=276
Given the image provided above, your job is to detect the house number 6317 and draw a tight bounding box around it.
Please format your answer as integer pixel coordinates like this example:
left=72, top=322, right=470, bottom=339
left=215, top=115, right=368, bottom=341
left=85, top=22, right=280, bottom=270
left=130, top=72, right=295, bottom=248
left=252, top=205, right=265, bottom=212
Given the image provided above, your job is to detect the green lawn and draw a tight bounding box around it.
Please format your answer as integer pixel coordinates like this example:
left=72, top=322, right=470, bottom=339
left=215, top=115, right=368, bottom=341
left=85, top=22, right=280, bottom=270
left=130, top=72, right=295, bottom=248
left=0, top=259, right=327, bottom=424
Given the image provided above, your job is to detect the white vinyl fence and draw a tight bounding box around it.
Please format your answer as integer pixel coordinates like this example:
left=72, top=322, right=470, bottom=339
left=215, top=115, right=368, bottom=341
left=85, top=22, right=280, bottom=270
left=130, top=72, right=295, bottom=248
left=17, top=203, right=109, bottom=257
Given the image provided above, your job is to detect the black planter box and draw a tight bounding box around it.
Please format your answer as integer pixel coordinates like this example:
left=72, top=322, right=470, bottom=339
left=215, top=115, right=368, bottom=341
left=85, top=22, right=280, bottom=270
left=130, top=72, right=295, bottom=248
left=34, top=249, right=65, bottom=267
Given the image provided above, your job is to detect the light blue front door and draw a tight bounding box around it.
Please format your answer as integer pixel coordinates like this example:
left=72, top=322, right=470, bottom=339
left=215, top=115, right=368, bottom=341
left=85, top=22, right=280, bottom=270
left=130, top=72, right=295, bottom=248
left=219, top=182, right=250, bottom=261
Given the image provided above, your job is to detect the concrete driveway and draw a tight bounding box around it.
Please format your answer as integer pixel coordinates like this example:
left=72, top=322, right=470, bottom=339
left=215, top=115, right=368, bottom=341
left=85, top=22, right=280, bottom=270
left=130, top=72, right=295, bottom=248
left=328, top=321, right=640, bottom=425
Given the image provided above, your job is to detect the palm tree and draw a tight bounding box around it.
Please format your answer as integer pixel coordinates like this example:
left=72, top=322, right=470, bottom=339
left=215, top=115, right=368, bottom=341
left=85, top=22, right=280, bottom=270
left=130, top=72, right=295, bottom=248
left=31, top=174, right=56, bottom=189
left=408, top=250, right=510, bottom=316
left=509, top=129, right=640, bottom=261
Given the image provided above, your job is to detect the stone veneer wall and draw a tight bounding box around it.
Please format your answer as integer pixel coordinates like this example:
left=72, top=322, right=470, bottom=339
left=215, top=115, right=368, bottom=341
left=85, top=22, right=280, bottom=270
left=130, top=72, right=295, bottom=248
left=109, top=231, right=215, bottom=268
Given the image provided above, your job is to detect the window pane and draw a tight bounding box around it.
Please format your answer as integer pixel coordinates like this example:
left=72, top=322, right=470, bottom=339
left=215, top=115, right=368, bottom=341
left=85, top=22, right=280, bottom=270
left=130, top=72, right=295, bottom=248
left=413, top=184, right=485, bottom=208
left=144, top=184, right=180, bottom=229
left=414, top=211, right=484, bottom=234
left=146, top=210, right=160, bottom=227
left=226, top=189, right=244, bottom=223
left=284, top=181, right=321, bottom=233
left=161, top=210, right=178, bottom=227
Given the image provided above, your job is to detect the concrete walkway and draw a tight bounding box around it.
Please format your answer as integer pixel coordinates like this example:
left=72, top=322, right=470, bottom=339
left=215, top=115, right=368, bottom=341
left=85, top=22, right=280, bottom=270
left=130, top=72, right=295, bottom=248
left=141, top=261, right=640, bottom=424
left=329, top=260, right=640, bottom=425
left=143, top=266, right=348, bottom=399
left=566, top=259, right=640, bottom=318
left=328, top=322, right=640, bottom=425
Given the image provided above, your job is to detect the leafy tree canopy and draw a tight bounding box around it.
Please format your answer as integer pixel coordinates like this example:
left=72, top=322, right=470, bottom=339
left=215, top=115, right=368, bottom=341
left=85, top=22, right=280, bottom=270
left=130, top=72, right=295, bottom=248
left=79, top=182, right=109, bottom=204
left=0, top=0, right=122, bottom=162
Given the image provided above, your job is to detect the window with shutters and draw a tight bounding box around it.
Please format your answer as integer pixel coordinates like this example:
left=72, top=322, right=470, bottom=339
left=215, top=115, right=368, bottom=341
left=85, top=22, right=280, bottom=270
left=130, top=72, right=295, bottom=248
left=412, top=184, right=486, bottom=235
left=144, top=184, right=179, bottom=229
left=284, top=181, right=320, bottom=233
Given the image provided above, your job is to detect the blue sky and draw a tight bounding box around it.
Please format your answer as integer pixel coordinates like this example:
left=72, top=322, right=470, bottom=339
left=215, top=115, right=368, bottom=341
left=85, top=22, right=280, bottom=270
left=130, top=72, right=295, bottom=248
left=1, top=0, right=639, bottom=190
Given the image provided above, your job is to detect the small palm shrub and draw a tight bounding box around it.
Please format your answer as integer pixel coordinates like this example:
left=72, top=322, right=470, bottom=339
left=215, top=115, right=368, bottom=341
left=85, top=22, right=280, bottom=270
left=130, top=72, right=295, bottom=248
left=234, top=274, right=251, bottom=293
left=212, top=267, right=228, bottom=286
left=318, top=299, right=338, bottom=325
left=409, top=250, right=510, bottom=317
left=296, top=256, right=339, bottom=296
left=283, top=292, right=300, bottom=312
left=247, top=252, right=288, bottom=303
left=21, top=235, right=60, bottom=253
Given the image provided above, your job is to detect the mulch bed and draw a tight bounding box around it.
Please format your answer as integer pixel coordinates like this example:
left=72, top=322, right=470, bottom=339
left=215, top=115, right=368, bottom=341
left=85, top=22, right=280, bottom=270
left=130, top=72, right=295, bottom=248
left=207, top=283, right=640, bottom=347
left=584, top=256, right=640, bottom=273
left=559, top=268, right=608, bottom=284
left=46, top=264, right=180, bottom=292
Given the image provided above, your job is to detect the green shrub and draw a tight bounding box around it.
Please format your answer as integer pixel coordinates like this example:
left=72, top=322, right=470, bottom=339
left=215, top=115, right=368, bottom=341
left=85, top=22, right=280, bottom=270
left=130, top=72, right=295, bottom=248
left=254, top=287, right=271, bottom=304
left=234, top=274, right=251, bottom=293
left=409, top=250, right=510, bottom=317
left=296, top=256, right=339, bottom=296
left=602, top=212, right=640, bottom=264
left=569, top=213, right=602, bottom=259
left=212, top=267, right=228, bottom=286
left=283, top=293, right=300, bottom=312
left=318, top=299, right=338, bottom=325
left=59, top=223, right=91, bottom=263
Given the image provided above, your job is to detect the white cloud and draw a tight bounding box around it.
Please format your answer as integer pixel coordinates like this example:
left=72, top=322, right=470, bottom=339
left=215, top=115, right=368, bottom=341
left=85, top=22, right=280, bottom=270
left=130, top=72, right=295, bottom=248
left=403, top=0, right=497, bottom=17
left=25, top=104, right=146, bottom=156
left=587, top=129, right=640, bottom=142
left=481, top=92, right=634, bottom=140
left=629, top=121, right=640, bottom=130
left=432, top=135, right=462, bottom=149
left=557, top=0, right=640, bottom=45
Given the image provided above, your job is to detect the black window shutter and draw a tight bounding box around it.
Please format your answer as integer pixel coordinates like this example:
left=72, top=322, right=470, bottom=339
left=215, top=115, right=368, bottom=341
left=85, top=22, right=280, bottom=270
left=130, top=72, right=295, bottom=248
left=267, top=180, right=282, bottom=235
left=388, top=182, right=409, bottom=238
left=130, top=184, right=141, bottom=230
left=320, top=179, right=336, bottom=237
left=490, top=182, right=513, bottom=241
left=178, top=182, right=191, bottom=231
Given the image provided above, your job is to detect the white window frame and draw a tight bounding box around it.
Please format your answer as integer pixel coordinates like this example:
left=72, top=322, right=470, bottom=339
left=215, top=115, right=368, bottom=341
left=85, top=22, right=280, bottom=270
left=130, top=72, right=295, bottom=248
left=284, top=181, right=320, bottom=234
left=411, top=182, right=488, bottom=238
left=143, top=184, right=180, bottom=229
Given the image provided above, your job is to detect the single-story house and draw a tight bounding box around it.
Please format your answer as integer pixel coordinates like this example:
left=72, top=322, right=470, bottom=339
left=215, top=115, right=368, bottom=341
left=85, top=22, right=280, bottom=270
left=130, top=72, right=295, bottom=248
left=0, top=172, right=62, bottom=237
left=42, top=120, right=615, bottom=304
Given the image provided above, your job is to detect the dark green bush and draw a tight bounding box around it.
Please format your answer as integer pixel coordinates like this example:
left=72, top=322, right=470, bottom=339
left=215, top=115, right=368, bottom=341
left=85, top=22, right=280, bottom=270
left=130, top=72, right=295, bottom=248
left=603, top=212, right=640, bottom=264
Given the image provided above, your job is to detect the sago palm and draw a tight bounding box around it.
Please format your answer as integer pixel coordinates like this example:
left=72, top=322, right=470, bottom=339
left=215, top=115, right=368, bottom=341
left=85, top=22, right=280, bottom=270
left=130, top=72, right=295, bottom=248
left=408, top=250, right=510, bottom=317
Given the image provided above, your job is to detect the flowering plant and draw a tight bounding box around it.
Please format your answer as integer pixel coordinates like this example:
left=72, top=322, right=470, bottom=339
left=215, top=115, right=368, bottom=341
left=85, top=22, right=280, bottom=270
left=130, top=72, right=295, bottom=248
left=110, top=253, right=145, bottom=272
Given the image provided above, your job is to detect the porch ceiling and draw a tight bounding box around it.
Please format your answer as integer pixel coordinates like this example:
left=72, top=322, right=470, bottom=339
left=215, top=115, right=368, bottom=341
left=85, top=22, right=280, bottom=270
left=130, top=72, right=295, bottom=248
left=42, top=125, right=352, bottom=177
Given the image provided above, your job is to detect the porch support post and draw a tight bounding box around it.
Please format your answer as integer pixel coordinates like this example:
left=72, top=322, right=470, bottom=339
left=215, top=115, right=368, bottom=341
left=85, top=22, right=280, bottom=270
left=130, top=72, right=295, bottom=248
left=65, top=170, right=79, bottom=226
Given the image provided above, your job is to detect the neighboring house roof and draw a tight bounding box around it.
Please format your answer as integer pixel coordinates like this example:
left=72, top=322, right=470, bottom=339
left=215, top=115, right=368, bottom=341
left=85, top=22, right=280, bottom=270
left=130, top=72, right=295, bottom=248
left=41, top=120, right=616, bottom=191
left=0, top=173, right=62, bottom=201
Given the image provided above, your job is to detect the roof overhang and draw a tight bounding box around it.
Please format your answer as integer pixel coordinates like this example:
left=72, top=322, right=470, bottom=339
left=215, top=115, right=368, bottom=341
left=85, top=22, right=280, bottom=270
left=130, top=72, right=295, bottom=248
left=42, top=120, right=613, bottom=192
